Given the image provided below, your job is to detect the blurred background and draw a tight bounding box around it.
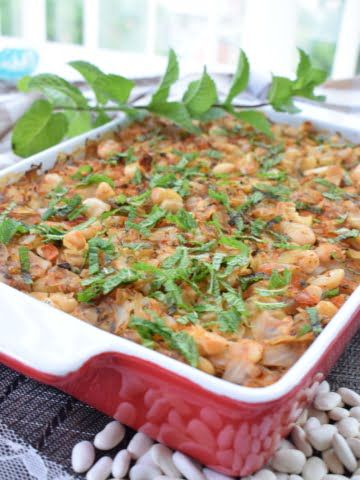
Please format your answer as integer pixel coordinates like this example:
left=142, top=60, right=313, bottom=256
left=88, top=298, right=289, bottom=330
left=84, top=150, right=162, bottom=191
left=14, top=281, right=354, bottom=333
left=0, top=0, right=359, bottom=80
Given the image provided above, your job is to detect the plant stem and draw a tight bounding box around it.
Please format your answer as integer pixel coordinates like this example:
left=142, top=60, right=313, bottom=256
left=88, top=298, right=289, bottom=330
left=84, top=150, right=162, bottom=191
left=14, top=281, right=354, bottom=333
left=54, top=102, right=269, bottom=113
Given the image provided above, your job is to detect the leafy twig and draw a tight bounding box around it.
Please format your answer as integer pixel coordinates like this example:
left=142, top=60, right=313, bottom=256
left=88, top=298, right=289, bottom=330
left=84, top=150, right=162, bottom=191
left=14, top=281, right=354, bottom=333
left=12, top=48, right=327, bottom=158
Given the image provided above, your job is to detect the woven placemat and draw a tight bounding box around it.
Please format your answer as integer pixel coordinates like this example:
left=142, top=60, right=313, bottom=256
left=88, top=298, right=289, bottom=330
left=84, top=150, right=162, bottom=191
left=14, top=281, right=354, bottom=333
left=0, top=329, right=359, bottom=478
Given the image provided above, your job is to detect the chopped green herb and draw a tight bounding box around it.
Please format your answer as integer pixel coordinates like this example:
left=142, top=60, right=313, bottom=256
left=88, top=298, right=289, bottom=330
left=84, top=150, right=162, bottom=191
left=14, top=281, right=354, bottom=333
left=305, top=307, right=322, bottom=335
left=77, top=173, right=115, bottom=188
left=71, top=165, right=93, bottom=180
left=208, top=188, right=230, bottom=208
left=18, top=246, right=32, bottom=284
left=87, top=237, right=116, bottom=274
left=0, top=217, right=28, bottom=245
left=254, top=300, right=288, bottom=310
left=167, top=208, right=197, bottom=231
left=205, top=149, right=223, bottom=159
left=239, top=273, right=265, bottom=291
left=330, top=228, right=359, bottom=243
left=322, top=288, right=339, bottom=299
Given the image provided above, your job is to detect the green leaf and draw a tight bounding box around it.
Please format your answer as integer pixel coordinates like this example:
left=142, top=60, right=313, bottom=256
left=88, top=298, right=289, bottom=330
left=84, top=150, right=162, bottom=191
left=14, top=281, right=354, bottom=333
left=17, top=75, right=31, bottom=92
left=268, top=268, right=291, bottom=289
left=230, top=109, right=272, bottom=137
left=66, top=111, right=92, bottom=138
left=171, top=331, right=199, bottom=367
left=68, top=60, right=108, bottom=103
left=94, top=111, right=112, bottom=127
left=166, top=209, right=197, bottom=231
left=149, top=102, right=199, bottom=133
left=305, top=307, right=323, bottom=335
left=224, top=49, right=249, bottom=105
left=223, top=291, right=247, bottom=314
left=24, top=73, right=88, bottom=107
left=293, top=49, right=327, bottom=101
left=218, top=310, right=241, bottom=333
left=12, top=99, right=68, bottom=157
left=150, top=49, right=179, bottom=106
left=267, top=76, right=299, bottom=113
left=76, top=173, right=115, bottom=188
left=0, top=218, right=28, bottom=244
left=183, top=68, right=217, bottom=117
left=94, top=73, right=134, bottom=104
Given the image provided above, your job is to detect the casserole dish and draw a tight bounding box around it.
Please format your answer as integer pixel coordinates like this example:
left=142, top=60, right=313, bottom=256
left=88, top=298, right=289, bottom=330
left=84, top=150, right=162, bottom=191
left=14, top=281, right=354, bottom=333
left=0, top=103, right=359, bottom=476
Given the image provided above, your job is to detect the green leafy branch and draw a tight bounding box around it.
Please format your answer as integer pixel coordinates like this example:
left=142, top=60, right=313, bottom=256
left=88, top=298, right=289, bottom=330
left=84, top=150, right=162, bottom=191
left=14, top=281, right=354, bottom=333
left=12, top=48, right=327, bottom=157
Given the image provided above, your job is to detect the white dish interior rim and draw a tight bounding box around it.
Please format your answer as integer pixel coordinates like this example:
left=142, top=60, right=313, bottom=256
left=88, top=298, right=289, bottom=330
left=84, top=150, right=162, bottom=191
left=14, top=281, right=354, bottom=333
left=0, top=102, right=359, bottom=404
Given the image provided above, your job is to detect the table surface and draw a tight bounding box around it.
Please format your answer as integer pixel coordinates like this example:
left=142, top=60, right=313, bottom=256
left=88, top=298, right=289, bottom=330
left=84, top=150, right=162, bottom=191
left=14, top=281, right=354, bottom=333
left=0, top=329, right=359, bottom=479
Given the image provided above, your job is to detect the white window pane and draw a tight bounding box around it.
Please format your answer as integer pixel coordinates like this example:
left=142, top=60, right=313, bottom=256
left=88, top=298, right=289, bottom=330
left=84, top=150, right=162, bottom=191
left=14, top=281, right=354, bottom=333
left=296, top=0, right=345, bottom=74
left=46, top=0, right=83, bottom=44
left=99, top=0, right=148, bottom=52
left=0, top=0, right=22, bottom=36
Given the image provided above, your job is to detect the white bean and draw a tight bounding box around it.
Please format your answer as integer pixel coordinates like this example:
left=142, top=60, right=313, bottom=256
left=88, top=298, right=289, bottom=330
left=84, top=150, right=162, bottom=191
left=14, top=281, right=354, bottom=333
left=151, top=444, right=181, bottom=477
left=308, top=408, right=329, bottom=425
left=137, top=450, right=158, bottom=467
left=289, top=476, right=303, bottom=480
left=322, top=449, right=344, bottom=475
left=253, top=469, right=277, bottom=480
left=307, top=425, right=337, bottom=451
left=172, top=451, right=206, bottom=480
left=302, top=457, right=328, bottom=480
left=347, top=438, right=360, bottom=458
left=128, top=433, right=153, bottom=459
left=154, top=476, right=183, bottom=480
left=272, top=449, right=306, bottom=474
left=71, top=440, right=95, bottom=473
left=86, top=456, right=113, bottom=480
left=129, top=464, right=162, bottom=480
left=337, top=388, right=360, bottom=407
left=317, top=382, right=331, bottom=395
left=278, top=439, right=297, bottom=450
left=291, top=426, right=313, bottom=457
left=332, top=433, right=358, bottom=472
left=328, top=408, right=350, bottom=422
left=336, top=418, right=359, bottom=438
left=314, top=393, right=342, bottom=411
left=350, top=407, right=360, bottom=421
left=276, top=474, right=289, bottom=480
left=304, top=418, right=321, bottom=434
left=322, top=476, right=349, bottom=480
left=203, top=467, right=234, bottom=480
left=94, top=421, right=125, bottom=450
left=296, top=409, right=309, bottom=427
left=112, top=450, right=131, bottom=479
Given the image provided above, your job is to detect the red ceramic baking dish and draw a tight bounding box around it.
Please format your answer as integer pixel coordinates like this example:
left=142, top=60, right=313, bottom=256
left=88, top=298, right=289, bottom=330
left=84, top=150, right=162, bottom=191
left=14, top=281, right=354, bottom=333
left=0, top=104, right=359, bottom=476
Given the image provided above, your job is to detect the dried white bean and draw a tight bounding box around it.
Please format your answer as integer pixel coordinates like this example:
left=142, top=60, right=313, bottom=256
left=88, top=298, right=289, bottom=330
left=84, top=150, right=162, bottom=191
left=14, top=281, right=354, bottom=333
left=154, top=476, right=182, bottom=480
left=172, top=451, right=206, bottom=480
left=337, top=388, right=360, bottom=407
left=71, top=440, right=95, bottom=473
left=86, top=456, right=113, bottom=480
left=278, top=439, right=297, bottom=450
left=348, top=438, right=360, bottom=458
left=128, top=433, right=153, bottom=459
left=307, top=425, right=337, bottom=451
left=296, top=409, right=309, bottom=427
left=322, top=449, right=345, bottom=475
left=94, top=421, right=125, bottom=450
left=302, top=457, right=328, bottom=480
left=203, top=467, right=234, bottom=480
left=322, top=476, right=349, bottom=480
left=336, top=418, right=359, bottom=438
left=308, top=408, right=329, bottom=425
left=112, top=450, right=131, bottom=479
left=314, top=393, right=342, bottom=411
left=332, top=433, right=357, bottom=472
left=253, top=469, right=277, bottom=480
left=151, top=444, right=181, bottom=477
left=350, top=476, right=360, bottom=480
left=329, top=408, right=350, bottom=422
left=272, top=449, right=306, bottom=474
left=304, top=418, right=321, bottom=434
left=276, top=473, right=289, bottom=480
left=317, top=382, right=331, bottom=395
left=129, top=464, right=162, bottom=480
left=350, top=407, right=360, bottom=421
left=291, top=426, right=313, bottom=457
left=289, top=476, right=303, bottom=480
left=137, top=450, right=157, bottom=466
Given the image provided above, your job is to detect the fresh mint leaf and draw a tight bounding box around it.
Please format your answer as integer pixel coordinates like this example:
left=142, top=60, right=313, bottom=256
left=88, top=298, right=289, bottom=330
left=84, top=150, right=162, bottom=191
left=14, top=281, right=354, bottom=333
left=77, top=173, right=115, bottom=188
left=183, top=68, right=217, bottom=117
left=293, top=49, right=327, bottom=101
left=0, top=218, right=28, bottom=244
left=88, top=237, right=116, bottom=274
left=268, top=268, right=291, bottom=289
left=150, top=49, right=179, bottom=106
left=306, top=307, right=322, bottom=335
left=166, top=209, right=197, bottom=231
left=224, top=49, right=249, bottom=105
left=267, top=76, right=298, bottom=113
left=68, top=60, right=108, bottom=103
left=18, top=246, right=32, bottom=284
left=149, top=102, right=199, bottom=133
left=24, top=73, right=88, bottom=107
left=229, top=108, right=272, bottom=137
left=94, top=73, right=134, bottom=104
left=12, top=99, right=68, bottom=157
left=171, top=331, right=199, bottom=367
left=66, top=111, right=92, bottom=138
